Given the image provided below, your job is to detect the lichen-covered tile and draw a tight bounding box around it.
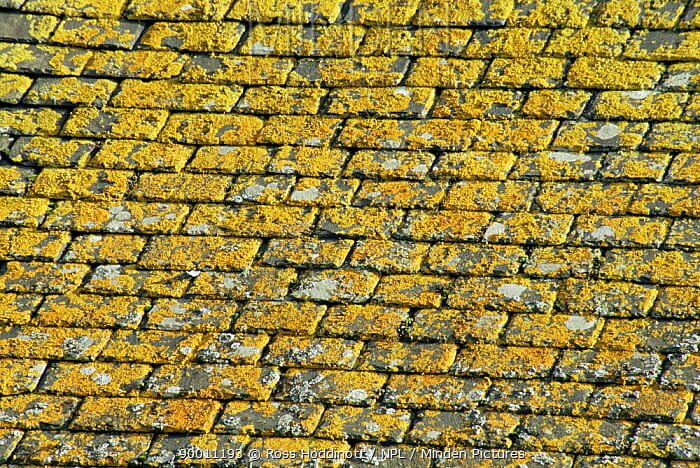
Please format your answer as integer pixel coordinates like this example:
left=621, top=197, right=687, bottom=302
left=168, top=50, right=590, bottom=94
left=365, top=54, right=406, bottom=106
left=140, top=21, right=245, bottom=52
left=432, top=151, right=515, bottom=180
left=511, top=0, right=599, bottom=26
left=524, top=246, right=601, bottom=278
left=554, top=349, right=663, bottom=384
left=0, top=326, right=110, bottom=360
left=601, top=151, right=670, bottom=181
left=0, top=107, right=64, bottom=136
left=99, top=329, right=201, bottom=363
left=84, top=50, right=186, bottom=79
left=668, top=153, right=700, bottom=183
left=327, top=87, right=434, bottom=118
left=487, top=380, right=593, bottom=416
left=596, top=0, right=686, bottom=28
left=354, top=180, right=446, bottom=209
left=187, top=145, right=271, bottom=175
left=384, top=374, right=491, bottom=410
left=652, top=286, right=700, bottom=319
left=195, top=332, right=269, bottom=365
left=24, top=77, right=116, bottom=108
left=0, top=293, right=41, bottom=325
left=661, top=354, right=700, bottom=391
left=510, top=151, right=602, bottom=181
left=278, top=369, right=387, bottom=405
left=185, top=204, right=317, bottom=237
left=288, top=57, right=409, bottom=86
left=125, top=0, right=231, bottom=19
left=426, top=243, right=525, bottom=275
left=433, top=89, right=522, bottom=119
left=62, top=107, right=167, bottom=140
left=645, top=122, right=700, bottom=151
left=237, top=86, right=325, bottom=115
left=398, top=210, right=492, bottom=241
left=546, top=27, right=631, bottom=57
left=215, top=401, right=323, bottom=436
left=227, top=175, right=295, bottom=204
left=145, top=298, right=237, bottom=332
left=587, top=385, right=692, bottom=422
left=31, top=168, right=131, bottom=200
left=625, top=30, right=700, bottom=61
left=464, top=28, right=549, bottom=57
left=36, top=293, right=146, bottom=328
left=0, top=43, right=92, bottom=75
left=0, top=73, right=32, bottom=104
left=89, top=140, right=194, bottom=172
left=319, top=304, right=409, bottom=340
left=22, top=0, right=129, bottom=17
left=576, top=455, right=667, bottom=468
left=144, top=364, right=279, bottom=400
left=139, top=235, right=259, bottom=271
left=629, top=184, right=699, bottom=217
left=410, top=308, right=508, bottom=344
left=660, top=63, right=700, bottom=91
left=409, top=410, right=519, bottom=447
left=485, top=58, right=567, bottom=88
left=516, top=415, right=633, bottom=454
left=601, top=249, right=700, bottom=286
left=359, top=27, right=472, bottom=56
left=449, top=276, right=558, bottom=313
left=0, top=166, right=35, bottom=196
left=235, top=301, right=326, bottom=335
left=189, top=268, right=295, bottom=300
left=453, top=344, right=558, bottom=379
left=264, top=336, right=362, bottom=370
left=0, top=429, right=22, bottom=463
left=597, top=318, right=700, bottom=353
left=484, top=213, right=574, bottom=245
left=0, top=12, right=58, bottom=42
left=683, top=93, right=700, bottom=121
left=0, top=261, right=89, bottom=293
left=504, top=313, right=603, bottom=348
left=472, top=119, right=559, bottom=152
left=63, top=234, right=145, bottom=263
left=554, top=121, right=648, bottom=151
left=267, top=146, right=348, bottom=177
left=570, top=215, right=669, bottom=247
left=182, top=54, right=294, bottom=85
left=373, top=274, right=451, bottom=308
left=357, top=341, right=457, bottom=373
left=160, top=113, right=262, bottom=145
left=567, top=57, right=663, bottom=89
left=592, top=91, right=688, bottom=120
left=413, top=0, right=513, bottom=26
left=112, top=80, right=241, bottom=112
left=316, top=406, right=412, bottom=443
left=2, top=228, right=70, bottom=260
left=292, top=269, right=379, bottom=303
left=0, top=198, right=46, bottom=227
left=257, top=116, right=342, bottom=146
left=349, top=240, right=428, bottom=273
left=316, top=207, right=404, bottom=239
left=11, top=430, right=151, bottom=466
left=522, top=90, right=591, bottom=119
left=51, top=18, right=142, bottom=48
left=405, top=58, right=486, bottom=88
left=71, top=397, right=220, bottom=432
left=44, top=200, right=190, bottom=234
left=344, top=150, right=434, bottom=180
left=537, top=182, right=637, bottom=214
left=39, top=362, right=150, bottom=396
left=336, top=118, right=416, bottom=150
left=631, top=423, right=700, bottom=460
left=290, top=177, right=359, bottom=207
left=147, top=434, right=249, bottom=466
left=243, top=438, right=351, bottom=467
left=263, top=238, right=352, bottom=269
left=242, top=24, right=364, bottom=56
left=408, top=119, right=483, bottom=151
left=558, top=279, right=657, bottom=317
left=0, top=358, right=46, bottom=394
left=82, top=265, right=191, bottom=297
left=228, top=0, right=344, bottom=22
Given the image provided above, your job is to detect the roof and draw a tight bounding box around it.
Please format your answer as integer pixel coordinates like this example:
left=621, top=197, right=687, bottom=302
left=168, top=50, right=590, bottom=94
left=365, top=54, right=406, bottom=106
left=0, top=0, right=699, bottom=466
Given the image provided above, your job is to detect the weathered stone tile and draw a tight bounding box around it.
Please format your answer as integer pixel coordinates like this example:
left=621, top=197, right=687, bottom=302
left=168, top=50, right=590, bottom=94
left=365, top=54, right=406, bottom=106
left=504, top=313, right=603, bottom=348
left=661, top=354, right=700, bottom=391
left=0, top=293, right=41, bottom=325
left=195, top=333, right=269, bottom=365
left=0, top=358, right=46, bottom=394
left=319, top=304, right=409, bottom=340
left=277, top=369, right=387, bottom=405
left=292, top=269, right=380, bottom=303
left=0, top=261, right=89, bottom=294
left=290, top=177, right=359, bottom=207
left=263, top=336, right=362, bottom=370
left=237, top=86, right=326, bottom=115
left=63, top=234, right=146, bottom=263
left=554, top=349, right=663, bottom=384
left=409, top=410, right=519, bottom=447
left=373, top=274, right=451, bottom=308
left=558, top=279, right=657, bottom=317
left=601, top=151, right=670, bottom=181
left=587, top=385, right=692, bottom=422
left=315, top=406, right=412, bottom=443
left=262, top=238, right=353, bottom=268
left=235, top=301, right=326, bottom=335
left=52, top=18, right=143, bottom=48
left=357, top=341, right=457, bottom=373
left=0, top=395, right=78, bottom=429
left=112, top=80, right=241, bottom=111
left=139, top=235, right=260, bottom=271
left=39, top=362, right=151, bottom=396
left=215, top=401, right=323, bottom=436
left=426, top=243, right=525, bottom=275
left=631, top=423, right=700, bottom=460
left=184, top=204, right=317, bottom=237
left=227, top=174, right=295, bottom=204
left=350, top=240, right=428, bottom=273
left=82, top=265, right=191, bottom=297
left=487, top=380, right=593, bottom=416
left=99, top=329, right=201, bottom=363
left=140, top=21, right=245, bottom=52
left=384, top=374, right=490, bottom=410
left=36, top=293, right=147, bottom=328
left=410, top=308, right=508, bottom=344
left=145, top=298, right=238, bottom=332
left=189, top=268, right=296, bottom=300
left=453, top=345, right=558, bottom=379
left=344, top=150, right=435, bottom=180
left=267, top=146, right=349, bottom=177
